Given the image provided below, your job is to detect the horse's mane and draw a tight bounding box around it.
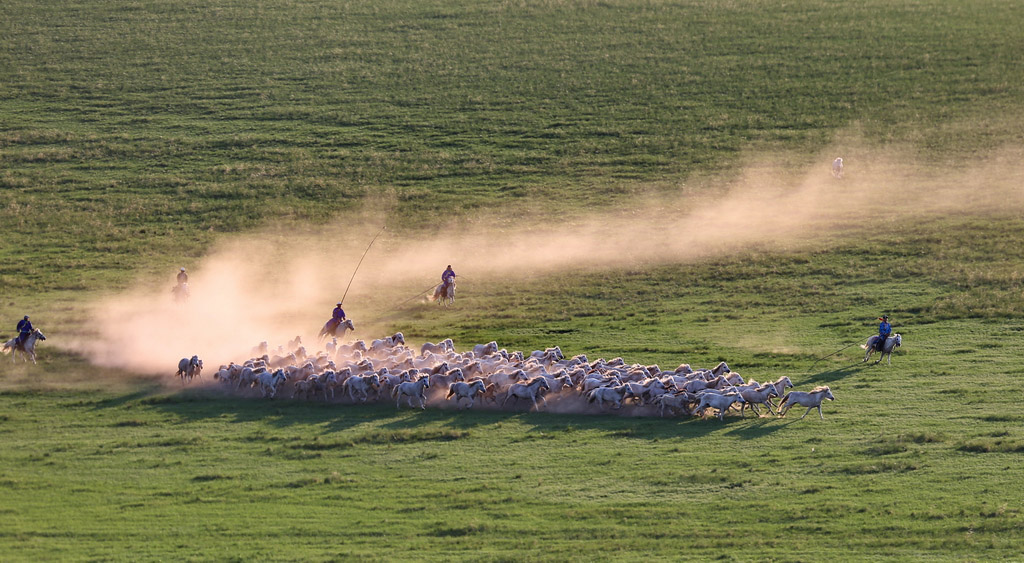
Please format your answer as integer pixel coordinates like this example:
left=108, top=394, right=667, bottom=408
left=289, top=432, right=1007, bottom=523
left=809, top=385, right=831, bottom=393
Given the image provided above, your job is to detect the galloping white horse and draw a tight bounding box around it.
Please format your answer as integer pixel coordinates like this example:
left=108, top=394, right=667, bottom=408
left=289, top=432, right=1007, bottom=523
left=862, top=334, right=902, bottom=365
left=501, top=377, right=550, bottom=411
left=392, top=377, right=430, bottom=409
left=778, top=386, right=835, bottom=420
left=2, top=328, right=46, bottom=364
left=429, top=281, right=456, bottom=306
left=318, top=318, right=355, bottom=342
left=696, top=392, right=745, bottom=421
left=176, top=355, right=204, bottom=384
left=446, top=380, right=487, bottom=410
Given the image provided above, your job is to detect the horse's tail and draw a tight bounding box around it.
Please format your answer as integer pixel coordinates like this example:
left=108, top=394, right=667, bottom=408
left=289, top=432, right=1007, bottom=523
left=427, top=285, right=440, bottom=302
left=779, top=393, right=791, bottom=408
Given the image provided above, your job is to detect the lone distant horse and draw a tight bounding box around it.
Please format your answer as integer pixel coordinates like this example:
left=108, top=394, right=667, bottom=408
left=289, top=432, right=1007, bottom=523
left=862, top=334, right=902, bottom=365
left=429, top=281, right=456, bottom=306
left=172, top=282, right=189, bottom=303
left=2, top=328, right=46, bottom=364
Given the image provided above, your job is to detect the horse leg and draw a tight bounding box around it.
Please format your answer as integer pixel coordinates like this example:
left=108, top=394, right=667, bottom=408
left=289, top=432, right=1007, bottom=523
left=818, top=405, right=825, bottom=420
left=800, top=406, right=812, bottom=419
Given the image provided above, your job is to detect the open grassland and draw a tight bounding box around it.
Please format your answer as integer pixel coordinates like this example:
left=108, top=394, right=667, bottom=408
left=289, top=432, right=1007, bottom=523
left=3, top=0, right=1024, bottom=560
left=3, top=0, right=1024, bottom=290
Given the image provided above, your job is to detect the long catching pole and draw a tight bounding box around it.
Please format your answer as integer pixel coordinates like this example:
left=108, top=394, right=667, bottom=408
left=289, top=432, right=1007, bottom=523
left=340, top=225, right=386, bottom=305
left=810, top=341, right=859, bottom=367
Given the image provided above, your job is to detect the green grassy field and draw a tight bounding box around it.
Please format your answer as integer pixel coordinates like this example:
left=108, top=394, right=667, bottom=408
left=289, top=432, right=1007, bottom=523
left=3, top=0, right=1024, bottom=560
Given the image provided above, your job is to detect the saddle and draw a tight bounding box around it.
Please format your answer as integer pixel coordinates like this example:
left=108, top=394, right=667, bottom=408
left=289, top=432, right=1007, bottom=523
left=874, top=336, right=888, bottom=351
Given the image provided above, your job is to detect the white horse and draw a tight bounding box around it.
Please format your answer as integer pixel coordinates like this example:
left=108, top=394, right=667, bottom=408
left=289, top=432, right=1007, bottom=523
left=392, top=377, right=430, bottom=409
left=779, top=386, right=835, bottom=420
left=587, top=385, right=629, bottom=410
left=2, top=328, right=46, bottom=364
left=653, top=392, right=696, bottom=417
left=344, top=374, right=380, bottom=403
left=429, top=280, right=456, bottom=306
left=501, top=377, right=550, bottom=410
left=862, top=334, right=902, bottom=365
left=256, top=369, right=288, bottom=399
left=446, top=380, right=487, bottom=410
left=696, top=392, right=745, bottom=421
left=311, top=371, right=338, bottom=401
left=176, top=355, right=203, bottom=384
left=832, top=157, right=843, bottom=178
left=420, top=338, right=454, bottom=356
left=764, top=376, right=794, bottom=401
left=318, top=318, right=355, bottom=342
left=738, top=384, right=779, bottom=417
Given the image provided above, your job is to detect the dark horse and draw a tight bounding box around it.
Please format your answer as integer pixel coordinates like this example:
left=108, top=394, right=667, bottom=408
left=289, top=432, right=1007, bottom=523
left=172, top=282, right=189, bottom=303
left=318, top=318, right=355, bottom=342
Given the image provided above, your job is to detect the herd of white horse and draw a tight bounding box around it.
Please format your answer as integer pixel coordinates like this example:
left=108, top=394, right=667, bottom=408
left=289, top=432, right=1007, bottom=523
left=0, top=323, right=902, bottom=422
left=175, top=331, right=875, bottom=421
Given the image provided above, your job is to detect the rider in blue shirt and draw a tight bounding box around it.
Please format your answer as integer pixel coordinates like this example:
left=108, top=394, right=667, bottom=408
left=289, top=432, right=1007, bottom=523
left=16, top=315, right=32, bottom=347
left=332, top=302, right=346, bottom=323
left=876, top=315, right=892, bottom=350
left=441, top=265, right=456, bottom=286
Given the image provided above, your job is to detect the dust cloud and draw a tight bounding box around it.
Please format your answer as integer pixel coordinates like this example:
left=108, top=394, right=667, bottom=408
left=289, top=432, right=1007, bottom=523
left=71, top=144, right=1024, bottom=374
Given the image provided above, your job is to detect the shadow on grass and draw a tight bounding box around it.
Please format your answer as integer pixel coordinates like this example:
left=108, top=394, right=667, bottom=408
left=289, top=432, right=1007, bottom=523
left=378, top=404, right=781, bottom=441
left=90, top=381, right=166, bottom=410
left=722, top=416, right=787, bottom=438
left=123, top=383, right=803, bottom=441
left=802, top=362, right=869, bottom=385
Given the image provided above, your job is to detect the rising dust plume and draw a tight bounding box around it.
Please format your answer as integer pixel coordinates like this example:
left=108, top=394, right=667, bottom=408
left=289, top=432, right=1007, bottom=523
left=71, top=145, right=1024, bottom=374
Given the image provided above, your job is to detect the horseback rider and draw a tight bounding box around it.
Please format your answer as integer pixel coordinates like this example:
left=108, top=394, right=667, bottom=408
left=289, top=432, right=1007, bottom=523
left=332, top=302, right=346, bottom=324
left=876, top=315, right=892, bottom=351
left=16, top=315, right=32, bottom=348
left=441, top=265, right=456, bottom=288
left=177, top=267, right=188, bottom=286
